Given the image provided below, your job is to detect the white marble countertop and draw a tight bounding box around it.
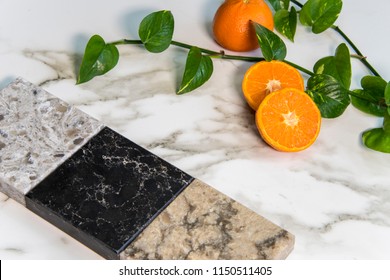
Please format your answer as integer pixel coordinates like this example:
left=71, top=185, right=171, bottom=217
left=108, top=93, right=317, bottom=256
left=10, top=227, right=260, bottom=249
left=0, top=0, right=389, bottom=259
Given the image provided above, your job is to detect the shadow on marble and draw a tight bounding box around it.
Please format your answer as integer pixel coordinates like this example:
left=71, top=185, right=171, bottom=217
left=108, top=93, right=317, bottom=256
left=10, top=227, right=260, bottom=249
left=119, top=8, right=155, bottom=40
left=71, top=33, right=94, bottom=80
left=0, top=76, right=16, bottom=89
left=201, top=0, right=222, bottom=41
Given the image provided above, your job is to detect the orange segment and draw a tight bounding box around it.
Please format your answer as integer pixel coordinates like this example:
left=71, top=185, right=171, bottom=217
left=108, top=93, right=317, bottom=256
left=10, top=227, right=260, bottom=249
left=255, top=88, right=321, bottom=152
left=242, top=60, right=304, bottom=110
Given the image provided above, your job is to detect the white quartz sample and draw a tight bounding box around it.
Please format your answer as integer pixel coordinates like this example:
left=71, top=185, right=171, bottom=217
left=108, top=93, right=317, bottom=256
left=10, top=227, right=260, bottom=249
left=0, top=78, right=104, bottom=205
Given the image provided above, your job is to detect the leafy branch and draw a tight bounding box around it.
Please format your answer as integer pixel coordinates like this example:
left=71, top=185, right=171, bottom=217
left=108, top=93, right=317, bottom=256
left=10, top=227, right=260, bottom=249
left=288, top=0, right=381, bottom=77
left=76, top=1, right=390, bottom=153
left=268, top=0, right=389, bottom=152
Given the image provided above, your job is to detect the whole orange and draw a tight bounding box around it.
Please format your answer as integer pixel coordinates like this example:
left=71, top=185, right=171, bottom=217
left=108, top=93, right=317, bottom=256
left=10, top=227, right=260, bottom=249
left=212, top=0, right=274, bottom=52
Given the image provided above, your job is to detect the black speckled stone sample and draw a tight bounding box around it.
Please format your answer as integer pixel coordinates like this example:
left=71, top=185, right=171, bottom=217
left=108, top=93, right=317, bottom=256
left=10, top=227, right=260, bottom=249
left=25, top=127, right=194, bottom=259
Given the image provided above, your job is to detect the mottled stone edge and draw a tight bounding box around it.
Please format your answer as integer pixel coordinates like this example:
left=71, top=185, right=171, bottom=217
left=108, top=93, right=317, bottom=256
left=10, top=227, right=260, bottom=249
left=0, top=78, right=105, bottom=205
left=120, top=179, right=295, bottom=260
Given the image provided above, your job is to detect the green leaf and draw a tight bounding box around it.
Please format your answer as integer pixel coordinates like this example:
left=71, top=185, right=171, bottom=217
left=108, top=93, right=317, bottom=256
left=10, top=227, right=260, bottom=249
left=362, top=111, right=390, bottom=153
left=274, top=7, right=297, bottom=42
left=253, top=22, right=287, bottom=61
left=314, top=43, right=351, bottom=89
left=306, top=74, right=350, bottom=118
left=363, top=128, right=390, bottom=153
left=359, top=75, right=386, bottom=103
left=384, top=81, right=390, bottom=115
left=77, top=35, right=119, bottom=84
left=177, top=47, right=213, bottom=95
left=299, top=0, right=343, bottom=34
left=351, top=91, right=386, bottom=117
left=139, top=10, right=174, bottom=53
left=351, top=76, right=388, bottom=116
left=268, top=0, right=290, bottom=11
left=351, top=89, right=380, bottom=103
left=314, top=56, right=333, bottom=74
left=334, top=43, right=351, bottom=88
left=361, top=76, right=387, bottom=95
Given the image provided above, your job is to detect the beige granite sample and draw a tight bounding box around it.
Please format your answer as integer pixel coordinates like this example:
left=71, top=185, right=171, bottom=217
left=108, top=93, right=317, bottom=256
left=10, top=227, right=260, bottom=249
left=120, top=179, right=294, bottom=260
left=0, top=78, right=104, bottom=205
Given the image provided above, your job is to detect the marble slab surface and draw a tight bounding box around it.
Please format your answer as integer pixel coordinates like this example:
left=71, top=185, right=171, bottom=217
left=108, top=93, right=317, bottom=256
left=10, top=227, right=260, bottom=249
left=0, top=0, right=390, bottom=259
left=0, top=78, right=103, bottom=205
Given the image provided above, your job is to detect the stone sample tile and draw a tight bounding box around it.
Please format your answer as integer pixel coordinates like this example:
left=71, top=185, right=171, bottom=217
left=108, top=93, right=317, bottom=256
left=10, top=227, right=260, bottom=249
left=25, top=127, right=194, bottom=259
left=121, top=179, right=294, bottom=260
left=0, top=78, right=103, bottom=205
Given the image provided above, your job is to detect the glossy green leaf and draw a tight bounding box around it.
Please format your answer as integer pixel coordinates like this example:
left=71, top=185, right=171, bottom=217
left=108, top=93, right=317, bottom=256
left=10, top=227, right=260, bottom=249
left=314, top=56, right=333, bottom=74
left=385, top=109, right=390, bottom=133
left=384, top=81, right=390, bottom=115
left=351, top=91, right=386, bottom=117
left=306, top=74, right=350, bottom=118
left=253, top=22, right=287, bottom=61
left=351, top=76, right=387, bottom=116
left=268, top=0, right=290, bottom=11
left=314, top=43, right=351, bottom=89
left=334, top=43, right=351, bottom=88
left=177, top=47, right=213, bottom=95
left=299, top=0, right=343, bottom=34
left=361, top=76, right=387, bottom=95
left=274, top=7, right=297, bottom=42
left=359, top=75, right=386, bottom=103
left=351, top=88, right=380, bottom=103
left=362, top=111, right=390, bottom=153
left=139, top=10, right=174, bottom=53
left=77, top=35, right=119, bottom=84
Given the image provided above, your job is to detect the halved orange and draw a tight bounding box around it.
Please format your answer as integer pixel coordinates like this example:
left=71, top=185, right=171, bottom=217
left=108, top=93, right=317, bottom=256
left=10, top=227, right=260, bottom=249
left=242, top=60, right=304, bottom=111
left=255, top=88, right=321, bottom=152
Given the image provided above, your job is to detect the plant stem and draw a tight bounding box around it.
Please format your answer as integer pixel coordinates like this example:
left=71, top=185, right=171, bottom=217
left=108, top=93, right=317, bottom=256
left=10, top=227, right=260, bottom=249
left=111, top=38, right=315, bottom=74
left=332, top=25, right=381, bottom=77
left=112, top=39, right=265, bottom=62
left=290, top=0, right=382, bottom=78
left=346, top=89, right=382, bottom=104
left=170, top=41, right=264, bottom=62
left=284, top=60, right=314, bottom=76
left=290, top=0, right=303, bottom=8
left=111, top=39, right=143, bottom=45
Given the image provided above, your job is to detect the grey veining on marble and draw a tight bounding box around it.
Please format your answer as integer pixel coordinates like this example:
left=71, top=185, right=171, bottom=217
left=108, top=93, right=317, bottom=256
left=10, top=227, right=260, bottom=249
left=0, top=78, right=104, bottom=205
left=120, top=179, right=294, bottom=260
